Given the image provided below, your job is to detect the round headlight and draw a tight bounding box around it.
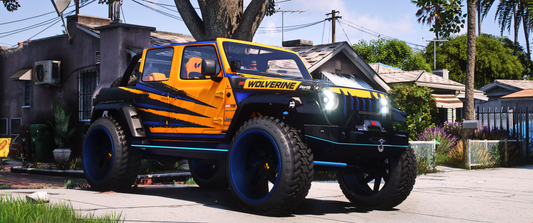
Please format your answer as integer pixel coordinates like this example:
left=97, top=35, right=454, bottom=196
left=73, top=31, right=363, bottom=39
left=322, top=90, right=338, bottom=110
left=380, top=97, right=389, bottom=114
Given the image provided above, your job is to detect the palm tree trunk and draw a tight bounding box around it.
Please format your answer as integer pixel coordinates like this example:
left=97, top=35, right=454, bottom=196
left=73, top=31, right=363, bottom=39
left=521, top=2, right=531, bottom=76
left=465, top=0, right=476, bottom=121
left=477, top=1, right=481, bottom=35
left=513, top=2, right=519, bottom=55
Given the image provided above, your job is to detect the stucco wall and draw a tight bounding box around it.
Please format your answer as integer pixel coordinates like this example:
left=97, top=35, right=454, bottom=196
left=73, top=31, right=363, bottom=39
left=0, top=15, right=103, bottom=145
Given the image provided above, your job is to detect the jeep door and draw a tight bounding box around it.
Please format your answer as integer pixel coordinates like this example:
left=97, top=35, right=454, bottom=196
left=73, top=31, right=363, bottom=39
left=134, top=47, right=175, bottom=135
left=165, top=44, right=226, bottom=139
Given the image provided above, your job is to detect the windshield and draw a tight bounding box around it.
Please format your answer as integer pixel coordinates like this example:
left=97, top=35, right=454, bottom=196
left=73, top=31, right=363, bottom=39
left=222, top=41, right=312, bottom=79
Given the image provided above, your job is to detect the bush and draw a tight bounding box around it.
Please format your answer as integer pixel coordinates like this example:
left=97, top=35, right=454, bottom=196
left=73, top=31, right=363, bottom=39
left=388, top=84, right=438, bottom=140
left=442, top=121, right=462, bottom=140
left=416, top=125, right=458, bottom=154
left=447, top=141, right=465, bottom=168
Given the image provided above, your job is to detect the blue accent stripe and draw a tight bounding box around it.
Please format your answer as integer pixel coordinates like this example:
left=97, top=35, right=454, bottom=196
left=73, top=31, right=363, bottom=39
left=137, top=102, right=174, bottom=111
left=143, top=121, right=185, bottom=126
left=132, top=144, right=227, bottom=152
left=150, top=133, right=225, bottom=138
left=305, top=134, right=409, bottom=147
left=340, top=89, right=346, bottom=118
left=144, top=40, right=218, bottom=49
left=136, top=82, right=213, bottom=107
left=314, top=161, right=347, bottom=168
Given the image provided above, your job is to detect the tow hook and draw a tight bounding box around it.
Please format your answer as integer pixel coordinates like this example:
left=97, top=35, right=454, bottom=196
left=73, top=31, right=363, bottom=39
left=378, top=139, right=385, bottom=152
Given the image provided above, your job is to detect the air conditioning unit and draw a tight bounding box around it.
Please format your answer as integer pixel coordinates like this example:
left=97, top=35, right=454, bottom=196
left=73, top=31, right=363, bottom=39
left=34, top=60, right=61, bottom=86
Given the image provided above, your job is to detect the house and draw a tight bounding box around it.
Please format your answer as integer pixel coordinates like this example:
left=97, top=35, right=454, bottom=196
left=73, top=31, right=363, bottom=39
left=478, top=79, right=533, bottom=109
left=368, top=63, right=488, bottom=122
left=283, top=40, right=390, bottom=92
left=0, top=14, right=195, bottom=151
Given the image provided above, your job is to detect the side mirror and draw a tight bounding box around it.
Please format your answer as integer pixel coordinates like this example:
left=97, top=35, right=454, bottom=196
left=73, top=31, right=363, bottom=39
left=201, top=59, right=216, bottom=76
left=230, top=60, right=241, bottom=72
left=201, top=59, right=222, bottom=82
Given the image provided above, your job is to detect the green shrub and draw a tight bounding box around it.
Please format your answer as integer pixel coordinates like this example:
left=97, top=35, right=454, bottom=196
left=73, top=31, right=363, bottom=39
left=388, top=84, right=438, bottom=140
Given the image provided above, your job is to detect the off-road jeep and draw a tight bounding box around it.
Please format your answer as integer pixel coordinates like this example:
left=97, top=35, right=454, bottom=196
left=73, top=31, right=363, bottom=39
left=83, top=38, right=416, bottom=215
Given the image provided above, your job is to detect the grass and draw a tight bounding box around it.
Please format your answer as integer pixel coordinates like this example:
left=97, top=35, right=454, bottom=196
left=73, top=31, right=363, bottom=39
left=1, top=193, right=123, bottom=223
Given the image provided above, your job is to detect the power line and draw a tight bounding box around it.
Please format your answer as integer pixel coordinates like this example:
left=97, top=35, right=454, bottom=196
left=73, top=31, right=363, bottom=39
left=337, top=20, right=351, bottom=46
left=25, top=0, right=96, bottom=41
left=321, top=20, right=326, bottom=44
left=256, top=20, right=322, bottom=34
left=132, top=0, right=183, bottom=21
left=0, top=11, right=56, bottom=26
left=121, top=3, right=126, bottom=23
left=341, top=18, right=425, bottom=50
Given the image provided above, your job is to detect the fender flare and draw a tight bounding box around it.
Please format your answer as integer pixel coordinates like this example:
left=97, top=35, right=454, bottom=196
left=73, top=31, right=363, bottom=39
left=91, top=102, right=147, bottom=138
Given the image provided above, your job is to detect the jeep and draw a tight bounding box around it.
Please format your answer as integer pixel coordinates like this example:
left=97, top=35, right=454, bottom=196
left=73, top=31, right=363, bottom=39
left=83, top=38, right=416, bottom=215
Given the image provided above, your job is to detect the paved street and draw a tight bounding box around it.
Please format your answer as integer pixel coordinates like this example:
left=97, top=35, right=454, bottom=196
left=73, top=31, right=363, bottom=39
left=2, top=165, right=533, bottom=222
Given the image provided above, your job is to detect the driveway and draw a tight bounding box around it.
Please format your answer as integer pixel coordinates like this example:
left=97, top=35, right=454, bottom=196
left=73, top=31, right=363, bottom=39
left=2, top=165, right=533, bottom=222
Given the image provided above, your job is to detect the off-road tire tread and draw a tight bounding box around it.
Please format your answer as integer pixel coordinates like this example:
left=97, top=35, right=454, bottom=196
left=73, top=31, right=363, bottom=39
left=85, top=117, right=141, bottom=191
left=338, top=146, right=417, bottom=209
left=229, top=116, right=313, bottom=216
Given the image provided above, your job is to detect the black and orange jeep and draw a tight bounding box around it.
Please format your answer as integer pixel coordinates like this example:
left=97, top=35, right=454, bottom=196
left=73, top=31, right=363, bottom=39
left=83, top=38, right=416, bottom=215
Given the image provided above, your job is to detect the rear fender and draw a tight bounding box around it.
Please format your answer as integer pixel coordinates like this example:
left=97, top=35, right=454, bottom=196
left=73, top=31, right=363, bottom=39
left=91, top=102, right=147, bottom=138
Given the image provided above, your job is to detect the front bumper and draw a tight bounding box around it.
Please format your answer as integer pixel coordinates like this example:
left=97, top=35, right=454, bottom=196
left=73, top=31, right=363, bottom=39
left=304, top=124, right=409, bottom=162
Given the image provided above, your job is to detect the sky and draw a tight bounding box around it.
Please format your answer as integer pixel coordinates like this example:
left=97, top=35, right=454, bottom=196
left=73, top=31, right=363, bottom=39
left=0, top=0, right=530, bottom=53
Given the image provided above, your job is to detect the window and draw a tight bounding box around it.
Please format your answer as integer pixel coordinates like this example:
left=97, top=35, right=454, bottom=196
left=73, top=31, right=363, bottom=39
left=22, top=80, right=31, bottom=108
left=10, top=118, right=21, bottom=135
left=79, top=70, right=99, bottom=121
left=181, top=46, right=220, bottom=79
left=0, top=118, right=7, bottom=135
left=141, top=48, right=173, bottom=82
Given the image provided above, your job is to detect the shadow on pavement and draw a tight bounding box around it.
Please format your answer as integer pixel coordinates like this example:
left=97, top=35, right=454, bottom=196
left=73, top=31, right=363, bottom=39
left=112, top=185, right=388, bottom=217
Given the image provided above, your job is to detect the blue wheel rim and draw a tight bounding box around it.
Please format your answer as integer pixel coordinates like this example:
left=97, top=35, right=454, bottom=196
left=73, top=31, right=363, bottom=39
left=83, top=126, right=115, bottom=183
left=229, top=129, right=281, bottom=203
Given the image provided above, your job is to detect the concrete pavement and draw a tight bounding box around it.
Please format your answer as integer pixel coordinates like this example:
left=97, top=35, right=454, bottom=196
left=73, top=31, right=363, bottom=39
left=2, top=165, right=533, bottom=222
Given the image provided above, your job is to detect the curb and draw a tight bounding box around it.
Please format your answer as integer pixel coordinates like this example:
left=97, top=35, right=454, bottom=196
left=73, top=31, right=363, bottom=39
left=10, top=167, right=191, bottom=182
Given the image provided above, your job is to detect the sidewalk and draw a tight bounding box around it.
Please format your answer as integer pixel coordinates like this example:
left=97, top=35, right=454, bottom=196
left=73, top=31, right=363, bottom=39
left=2, top=165, right=532, bottom=222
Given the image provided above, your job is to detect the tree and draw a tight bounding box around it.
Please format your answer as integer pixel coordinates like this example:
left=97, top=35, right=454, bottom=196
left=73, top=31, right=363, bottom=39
left=465, top=0, right=476, bottom=121
left=352, top=39, right=432, bottom=72
left=412, top=0, right=466, bottom=38
left=494, top=0, right=531, bottom=69
left=4, top=0, right=276, bottom=41
left=2, top=0, right=20, bottom=11
left=388, top=84, right=438, bottom=140
left=425, top=34, right=523, bottom=88
left=172, top=0, right=275, bottom=41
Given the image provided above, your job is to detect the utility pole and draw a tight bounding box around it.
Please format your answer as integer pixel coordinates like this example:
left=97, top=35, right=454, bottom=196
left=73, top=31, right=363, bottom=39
left=325, top=10, right=341, bottom=43
left=275, top=9, right=306, bottom=42
left=426, top=39, right=448, bottom=70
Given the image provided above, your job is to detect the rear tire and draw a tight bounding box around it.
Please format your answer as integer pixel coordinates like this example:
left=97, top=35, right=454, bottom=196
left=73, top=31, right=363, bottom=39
left=188, top=159, right=228, bottom=190
left=227, top=117, right=313, bottom=216
left=337, top=146, right=416, bottom=209
left=82, top=117, right=141, bottom=190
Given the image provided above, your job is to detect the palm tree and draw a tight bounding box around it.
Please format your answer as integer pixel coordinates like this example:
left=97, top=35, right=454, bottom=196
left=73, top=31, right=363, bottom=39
left=495, top=0, right=529, bottom=55
left=413, top=0, right=443, bottom=39
left=479, top=0, right=497, bottom=35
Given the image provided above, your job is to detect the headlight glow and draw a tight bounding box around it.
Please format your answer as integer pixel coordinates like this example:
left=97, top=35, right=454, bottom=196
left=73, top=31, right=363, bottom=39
left=380, top=97, right=389, bottom=114
left=322, top=90, right=338, bottom=110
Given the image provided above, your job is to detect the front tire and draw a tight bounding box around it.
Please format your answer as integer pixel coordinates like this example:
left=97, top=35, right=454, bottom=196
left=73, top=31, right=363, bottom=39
left=227, top=117, right=313, bottom=216
left=338, top=146, right=417, bottom=209
left=82, top=117, right=141, bottom=190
